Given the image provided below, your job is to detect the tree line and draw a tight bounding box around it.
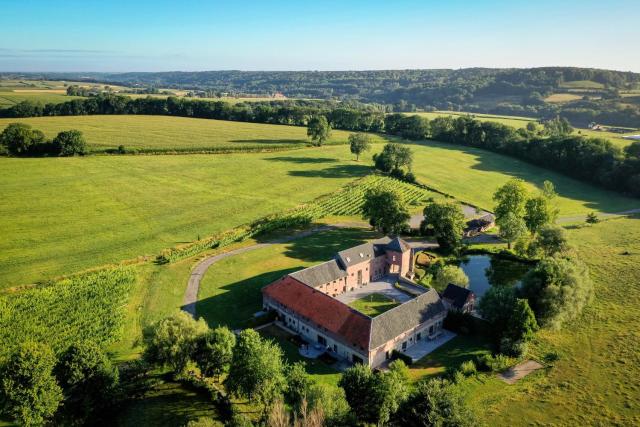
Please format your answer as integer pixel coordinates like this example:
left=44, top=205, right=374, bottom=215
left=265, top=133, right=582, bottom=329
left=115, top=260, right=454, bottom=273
left=3, top=95, right=640, bottom=200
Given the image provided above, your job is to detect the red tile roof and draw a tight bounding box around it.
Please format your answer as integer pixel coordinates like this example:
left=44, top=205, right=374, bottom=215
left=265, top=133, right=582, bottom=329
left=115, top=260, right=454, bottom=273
left=262, top=276, right=372, bottom=351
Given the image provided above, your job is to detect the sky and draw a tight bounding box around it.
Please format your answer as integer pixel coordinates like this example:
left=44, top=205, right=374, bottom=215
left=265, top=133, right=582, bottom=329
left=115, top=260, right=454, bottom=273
left=1, top=0, right=639, bottom=72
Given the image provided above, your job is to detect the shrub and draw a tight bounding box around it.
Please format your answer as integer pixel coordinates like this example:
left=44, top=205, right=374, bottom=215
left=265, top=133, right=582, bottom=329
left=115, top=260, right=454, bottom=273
left=52, top=129, right=87, bottom=156
left=476, top=354, right=515, bottom=372
left=459, top=360, right=477, bottom=377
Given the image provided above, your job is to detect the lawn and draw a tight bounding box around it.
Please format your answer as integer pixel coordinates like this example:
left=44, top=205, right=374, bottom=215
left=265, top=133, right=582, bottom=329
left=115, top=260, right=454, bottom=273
left=0, top=90, right=85, bottom=107
left=0, top=115, right=395, bottom=152
left=0, top=145, right=375, bottom=287
left=348, top=293, right=399, bottom=317
left=405, top=140, right=639, bottom=215
left=461, top=216, right=640, bottom=426
left=196, top=228, right=380, bottom=329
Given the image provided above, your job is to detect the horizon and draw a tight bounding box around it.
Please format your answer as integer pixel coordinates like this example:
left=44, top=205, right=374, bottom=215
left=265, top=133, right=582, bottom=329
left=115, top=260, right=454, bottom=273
left=1, top=0, right=639, bottom=73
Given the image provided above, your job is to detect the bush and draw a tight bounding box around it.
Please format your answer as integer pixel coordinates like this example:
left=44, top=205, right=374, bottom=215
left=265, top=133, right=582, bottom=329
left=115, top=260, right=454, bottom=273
left=52, top=129, right=87, bottom=156
left=390, top=350, right=414, bottom=366
left=499, top=338, right=529, bottom=358
left=459, top=360, right=477, bottom=377
left=476, top=354, right=515, bottom=372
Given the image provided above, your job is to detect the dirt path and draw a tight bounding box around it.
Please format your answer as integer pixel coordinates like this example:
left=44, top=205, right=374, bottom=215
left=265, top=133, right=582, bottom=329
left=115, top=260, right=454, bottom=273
left=182, top=223, right=364, bottom=317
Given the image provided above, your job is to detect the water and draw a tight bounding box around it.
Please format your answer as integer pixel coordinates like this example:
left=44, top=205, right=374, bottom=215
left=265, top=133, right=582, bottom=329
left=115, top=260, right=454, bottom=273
left=456, top=255, right=530, bottom=299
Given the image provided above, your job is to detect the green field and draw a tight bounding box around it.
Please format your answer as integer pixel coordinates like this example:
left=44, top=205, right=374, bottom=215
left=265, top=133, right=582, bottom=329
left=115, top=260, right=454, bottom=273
left=0, top=115, right=394, bottom=152
left=409, top=140, right=638, bottom=215
left=0, top=90, right=85, bottom=107
left=0, top=146, right=375, bottom=287
left=462, top=216, right=640, bottom=425
left=407, top=111, right=535, bottom=129
left=348, top=293, right=399, bottom=316
left=559, top=80, right=606, bottom=89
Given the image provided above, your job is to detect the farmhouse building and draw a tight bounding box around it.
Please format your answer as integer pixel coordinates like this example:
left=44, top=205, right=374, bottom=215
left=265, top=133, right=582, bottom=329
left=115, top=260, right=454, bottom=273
left=464, top=213, right=496, bottom=237
left=262, top=237, right=447, bottom=368
left=441, top=283, right=476, bottom=314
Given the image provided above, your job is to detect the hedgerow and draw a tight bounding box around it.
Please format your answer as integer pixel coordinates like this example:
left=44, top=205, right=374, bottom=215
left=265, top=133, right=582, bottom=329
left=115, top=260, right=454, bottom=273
left=0, top=268, right=136, bottom=357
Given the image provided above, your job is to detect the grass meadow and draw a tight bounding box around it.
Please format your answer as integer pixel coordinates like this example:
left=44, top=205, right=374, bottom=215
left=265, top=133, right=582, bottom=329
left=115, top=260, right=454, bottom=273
left=0, top=146, right=374, bottom=287
left=2, top=134, right=638, bottom=286
left=462, top=216, right=640, bottom=425
left=0, top=115, right=396, bottom=152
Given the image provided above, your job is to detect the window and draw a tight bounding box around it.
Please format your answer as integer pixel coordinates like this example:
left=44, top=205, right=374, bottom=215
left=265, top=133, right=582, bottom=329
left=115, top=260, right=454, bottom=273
left=318, top=335, right=327, bottom=346
left=429, top=325, right=434, bottom=335
left=417, top=332, right=422, bottom=341
left=401, top=341, right=407, bottom=350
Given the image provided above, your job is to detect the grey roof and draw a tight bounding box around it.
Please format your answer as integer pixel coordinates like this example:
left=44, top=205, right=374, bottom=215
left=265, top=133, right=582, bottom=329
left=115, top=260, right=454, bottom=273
left=289, top=260, right=346, bottom=288
left=369, top=288, right=446, bottom=349
left=386, top=236, right=411, bottom=253
left=442, top=284, right=474, bottom=309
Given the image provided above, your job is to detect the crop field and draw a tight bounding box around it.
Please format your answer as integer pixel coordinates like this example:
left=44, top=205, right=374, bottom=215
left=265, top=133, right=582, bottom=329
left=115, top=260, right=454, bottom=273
left=0, top=145, right=376, bottom=287
left=0, top=268, right=136, bottom=358
left=407, top=111, right=535, bottom=129
left=0, top=90, right=84, bottom=107
left=0, top=115, right=394, bottom=152
left=559, top=80, right=606, bottom=89
left=544, top=93, right=586, bottom=103
left=408, top=140, right=639, bottom=216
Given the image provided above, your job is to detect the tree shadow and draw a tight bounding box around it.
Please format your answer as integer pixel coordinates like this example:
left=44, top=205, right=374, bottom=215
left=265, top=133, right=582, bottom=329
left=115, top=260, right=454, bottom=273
left=266, top=156, right=339, bottom=163
left=288, top=164, right=372, bottom=178
left=281, top=228, right=380, bottom=263
left=231, top=139, right=307, bottom=145
left=192, top=268, right=301, bottom=329
left=412, top=140, right=640, bottom=213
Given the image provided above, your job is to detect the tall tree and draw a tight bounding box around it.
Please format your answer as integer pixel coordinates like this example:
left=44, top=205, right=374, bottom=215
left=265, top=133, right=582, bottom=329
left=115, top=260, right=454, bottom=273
left=55, top=341, right=119, bottom=424
left=506, top=299, right=538, bottom=343
left=284, top=362, right=313, bottom=415
left=307, top=116, right=331, bottom=146
left=226, top=329, right=287, bottom=414
left=524, top=196, right=552, bottom=234
left=193, top=326, right=236, bottom=381
left=392, top=377, right=475, bottom=427
left=0, top=122, right=46, bottom=156
left=0, top=342, right=63, bottom=427
left=348, top=133, right=371, bottom=161
left=52, top=130, right=88, bottom=156
left=533, top=225, right=570, bottom=257
left=362, top=187, right=410, bottom=235
left=143, top=311, right=209, bottom=373
left=373, top=143, right=413, bottom=173
left=493, top=178, right=529, bottom=221
left=433, top=265, right=469, bottom=290
left=497, top=212, right=528, bottom=249
left=421, top=201, right=466, bottom=252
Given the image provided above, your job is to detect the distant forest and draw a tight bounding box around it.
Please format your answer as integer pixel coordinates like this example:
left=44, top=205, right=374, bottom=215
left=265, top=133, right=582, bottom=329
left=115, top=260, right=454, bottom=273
left=4, top=67, right=640, bottom=127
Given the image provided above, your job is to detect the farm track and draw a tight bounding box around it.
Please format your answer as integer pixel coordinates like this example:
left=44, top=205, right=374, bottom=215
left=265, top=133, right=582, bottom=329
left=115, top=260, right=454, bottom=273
left=182, top=222, right=437, bottom=317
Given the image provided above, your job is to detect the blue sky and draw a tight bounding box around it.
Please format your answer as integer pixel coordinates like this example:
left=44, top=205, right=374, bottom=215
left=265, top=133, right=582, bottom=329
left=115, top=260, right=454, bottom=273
left=1, top=0, right=638, bottom=72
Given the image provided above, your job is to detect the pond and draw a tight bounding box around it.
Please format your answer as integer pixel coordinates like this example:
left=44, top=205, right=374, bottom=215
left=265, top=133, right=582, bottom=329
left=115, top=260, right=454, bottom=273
left=456, top=254, right=531, bottom=300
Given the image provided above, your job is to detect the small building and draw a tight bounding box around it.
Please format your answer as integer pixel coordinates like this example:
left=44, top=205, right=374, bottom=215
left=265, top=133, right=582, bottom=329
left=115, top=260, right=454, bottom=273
left=464, top=213, right=496, bottom=237
left=441, top=283, right=476, bottom=314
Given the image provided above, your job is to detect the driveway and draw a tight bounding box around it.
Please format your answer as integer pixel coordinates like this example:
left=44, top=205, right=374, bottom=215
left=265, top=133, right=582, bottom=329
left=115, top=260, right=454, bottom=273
left=335, top=276, right=416, bottom=305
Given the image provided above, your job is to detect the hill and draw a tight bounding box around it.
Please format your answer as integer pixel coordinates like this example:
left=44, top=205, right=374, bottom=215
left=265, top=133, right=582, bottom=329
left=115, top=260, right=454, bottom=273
left=8, top=67, right=640, bottom=127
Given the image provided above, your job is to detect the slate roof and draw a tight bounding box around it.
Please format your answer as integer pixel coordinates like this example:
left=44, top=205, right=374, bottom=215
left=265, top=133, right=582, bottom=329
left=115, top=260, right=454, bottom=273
left=289, top=260, right=346, bottom=288
left=335, top=236, right=410, bottom=268
left=369, top=288, right=446, bottom=349
left=465, top=213, right=496, bottom=230
left=386, top=236, right=411, bottom=253
left=262, top=276, right=372, bottom=351
left=441, top=284, right=474, bottom=310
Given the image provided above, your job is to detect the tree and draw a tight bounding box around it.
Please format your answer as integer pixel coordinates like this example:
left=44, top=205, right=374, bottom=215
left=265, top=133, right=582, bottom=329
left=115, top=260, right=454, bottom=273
left=520, top=257, right=593, bottom=328
left=524, top=196, right=553, bottom=234
left=338, top=361, right=409, bottom=425
left=542, top=180, right=557, bottom=200
left=193, top=326, right=236, bottom=380
left=52, top=130, right=87, bottom=156
left=55, top=341, right=119, bottom=424
left=373, top=143, right=413, bottom=173
left=433, top=265, right=469, bottom=290
left=505, top=299, right=538, bottom=344
left=497, top=212, right=527, bottom=249
left=226, top=329, right=286, bottom=414
left=0, top=342, right=63, bottom=426
left=348, top=133, right=371, bottom=161
left=421, top=201, right=466, bottom=252
left=392, top=378, right=475, bottom=427
left=284, top=362, right=313, bottom=414
left=533, top=225, right=570, bottom=257
left=362, top=187, right=410, bottom=235
left=543, top=116, right=573, bottom=137
left=493, top=178, right=529, bottom=221
left=143, top=311, right=209, bottom=373
left=307, top=116, right=331, bottom=146
left=585, top=212, right=600, bottom=225
left=0, top=123, right=46, bottom=156
left=478, top=286, right=517, bottom=336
